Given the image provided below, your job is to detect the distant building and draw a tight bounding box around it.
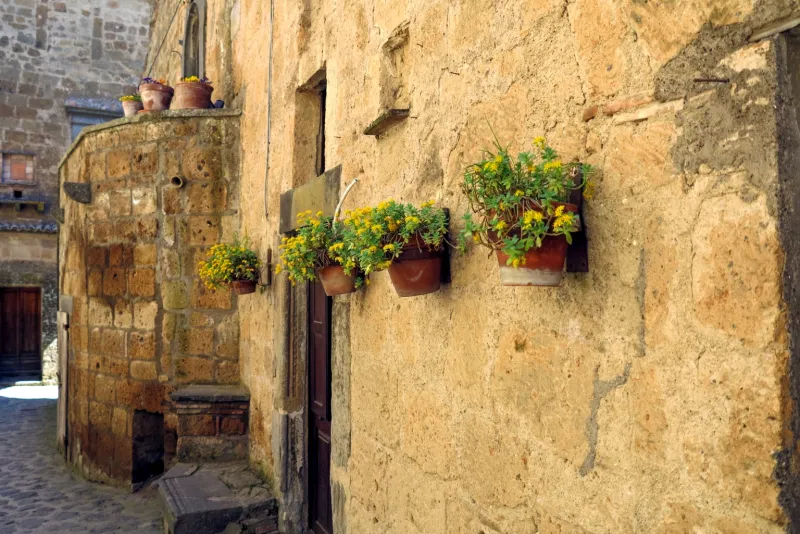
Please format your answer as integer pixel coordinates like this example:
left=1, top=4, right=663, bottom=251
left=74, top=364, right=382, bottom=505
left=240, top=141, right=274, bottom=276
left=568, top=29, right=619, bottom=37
left=0, top=0, right=151, bottom=382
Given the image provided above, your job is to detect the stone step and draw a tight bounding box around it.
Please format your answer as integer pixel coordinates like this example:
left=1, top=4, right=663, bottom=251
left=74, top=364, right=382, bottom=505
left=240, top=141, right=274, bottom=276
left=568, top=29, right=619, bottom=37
left=158, top=462, right=278, bottom=534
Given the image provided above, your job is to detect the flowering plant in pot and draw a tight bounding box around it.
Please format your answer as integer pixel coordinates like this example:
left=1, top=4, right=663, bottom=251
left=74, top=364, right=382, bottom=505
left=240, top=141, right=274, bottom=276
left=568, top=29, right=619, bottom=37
left=119, top=94, right=143, bottom=117
left=342, top=200, right=448, bottom=297
left=459, top=137, right=593, bottom=287
left=198, top=236, right=261, bottom=295
left=276, top=211, right=361, bottom=296
left=173, top=76, right=214, bottom=110
left=138, top=77, right=173, bottom=112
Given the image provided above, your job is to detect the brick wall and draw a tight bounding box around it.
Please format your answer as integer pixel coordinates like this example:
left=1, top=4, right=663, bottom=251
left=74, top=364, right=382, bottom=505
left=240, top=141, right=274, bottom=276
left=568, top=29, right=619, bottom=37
left=59, top=110, right=242, bottom=485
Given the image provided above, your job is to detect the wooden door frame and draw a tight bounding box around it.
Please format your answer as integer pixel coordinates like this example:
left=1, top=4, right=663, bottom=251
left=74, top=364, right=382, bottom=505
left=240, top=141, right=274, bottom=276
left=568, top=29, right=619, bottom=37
left=0, top=285, right=43, bottom=382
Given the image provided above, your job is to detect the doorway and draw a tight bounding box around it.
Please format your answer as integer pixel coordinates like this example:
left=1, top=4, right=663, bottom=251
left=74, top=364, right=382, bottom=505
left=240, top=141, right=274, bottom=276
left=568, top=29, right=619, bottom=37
left=308, top=280, right=333, bottom=534
left=0, top=287, right=42, bottom=382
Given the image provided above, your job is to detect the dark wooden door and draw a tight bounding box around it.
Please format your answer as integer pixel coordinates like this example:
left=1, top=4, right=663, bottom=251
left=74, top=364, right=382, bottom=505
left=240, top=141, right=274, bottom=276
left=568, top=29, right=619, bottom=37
left=308, top=281, right=333, bottom=534
left=0, top=287, right=42, bottom=381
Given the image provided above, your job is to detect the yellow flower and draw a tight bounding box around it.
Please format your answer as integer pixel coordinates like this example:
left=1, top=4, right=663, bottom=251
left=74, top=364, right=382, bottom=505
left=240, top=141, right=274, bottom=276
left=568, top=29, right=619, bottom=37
left=493, top=154, right=503, bottom=164
left=383, top=244, right=395, bottom=252
left=533, top=136, right=546, bottom=148
left=472, top=234, right=480, bottom=243
left=388, top=223, right=398, bottom=232
left=554, top=205, right=564, bottom=217
left=274, top=264, right=283, bottom=274
left=543, top=160, right=562, bottom=173
left=514, top=190, right=524, bottom=197
left=495, top=221, right=507, bottom=231
left=512, top=258, right=521, bottom=268
left=421, top=200, right=435, bottom=208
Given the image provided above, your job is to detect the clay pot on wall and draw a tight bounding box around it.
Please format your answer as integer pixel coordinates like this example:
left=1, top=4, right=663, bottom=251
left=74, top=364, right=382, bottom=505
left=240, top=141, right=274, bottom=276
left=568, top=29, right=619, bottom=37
left=121, top=100, right=143, bottom=117
left=318, top=265, right=357, bottom=296
left=230, top=280, right=257, bottom=295
left=139, top=83, right=174, bottom=112
left=172, top=82, right=214, bottom=110
left=494, top=202, right=579, bottom=287
left=387, top=236, right=443, bottom=297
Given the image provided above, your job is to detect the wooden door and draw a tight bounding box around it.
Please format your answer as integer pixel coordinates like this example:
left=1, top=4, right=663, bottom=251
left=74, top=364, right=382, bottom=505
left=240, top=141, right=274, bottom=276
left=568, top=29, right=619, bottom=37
left=308, top=281, right=333, bottom=534
left=0, top=287, right=42, bottom=381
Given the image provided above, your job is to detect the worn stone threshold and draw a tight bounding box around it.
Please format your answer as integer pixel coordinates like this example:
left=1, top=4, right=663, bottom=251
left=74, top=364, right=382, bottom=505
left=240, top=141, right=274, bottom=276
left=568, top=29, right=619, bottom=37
left=158, top=462, right=277, bottom=534
left=170, top=384, right=250, bottom=403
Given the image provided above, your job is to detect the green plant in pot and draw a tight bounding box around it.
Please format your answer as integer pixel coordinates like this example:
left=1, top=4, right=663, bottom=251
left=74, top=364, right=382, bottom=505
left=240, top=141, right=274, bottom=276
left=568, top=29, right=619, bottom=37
left=276, top=211, right=361, bottom=296
left=119, top=94, right=142, bottom=117
left=341, top=200, right=448, bottom=297
left=198, top=236, right=261, bottom=295
left=459, top=137, right=593, bottom=287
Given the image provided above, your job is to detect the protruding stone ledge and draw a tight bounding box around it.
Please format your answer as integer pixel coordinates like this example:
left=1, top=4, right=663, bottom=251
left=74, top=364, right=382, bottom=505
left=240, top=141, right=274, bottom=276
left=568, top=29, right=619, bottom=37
left=171, top=385, right=250, bottom=403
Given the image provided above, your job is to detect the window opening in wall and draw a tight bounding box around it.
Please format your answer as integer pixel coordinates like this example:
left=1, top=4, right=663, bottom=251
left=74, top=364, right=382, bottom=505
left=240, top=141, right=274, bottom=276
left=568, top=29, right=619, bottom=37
left=182, top=0, right=206, bottom=79
left=1, top=154, right=34, bottom=184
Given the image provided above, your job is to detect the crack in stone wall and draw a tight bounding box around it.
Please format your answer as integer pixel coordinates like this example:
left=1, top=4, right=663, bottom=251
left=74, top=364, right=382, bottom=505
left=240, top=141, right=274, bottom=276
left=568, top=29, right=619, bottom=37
left=579, top=362, right=632, bottom=477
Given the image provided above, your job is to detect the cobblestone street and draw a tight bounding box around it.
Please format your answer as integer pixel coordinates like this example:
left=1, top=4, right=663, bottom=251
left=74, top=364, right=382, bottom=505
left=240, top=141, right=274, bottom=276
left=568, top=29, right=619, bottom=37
left=0, top=386, right=162, bottom=533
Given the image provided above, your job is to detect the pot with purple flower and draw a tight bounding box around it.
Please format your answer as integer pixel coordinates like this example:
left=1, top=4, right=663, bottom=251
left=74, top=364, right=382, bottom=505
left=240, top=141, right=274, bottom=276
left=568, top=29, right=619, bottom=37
left=119, top=94, right=143, bottom=117
left=172, top=76, right=214, bottom=110
left=139, top=77, right=174, bottom=112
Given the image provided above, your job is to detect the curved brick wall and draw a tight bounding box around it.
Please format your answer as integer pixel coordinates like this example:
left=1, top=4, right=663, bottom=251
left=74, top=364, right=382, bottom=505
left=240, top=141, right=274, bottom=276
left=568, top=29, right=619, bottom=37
left=58, top=110, right=242, bottom=485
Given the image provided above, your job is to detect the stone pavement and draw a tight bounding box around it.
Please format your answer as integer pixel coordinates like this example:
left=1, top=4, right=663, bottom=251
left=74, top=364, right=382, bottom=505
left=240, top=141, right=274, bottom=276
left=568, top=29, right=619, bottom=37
left=0, top=386, right=162, bottom=533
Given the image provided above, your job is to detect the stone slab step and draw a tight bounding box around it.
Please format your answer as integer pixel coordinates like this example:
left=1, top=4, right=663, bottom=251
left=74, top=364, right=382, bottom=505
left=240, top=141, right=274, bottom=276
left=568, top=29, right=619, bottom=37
left=158, top=462, right=278, bottom=534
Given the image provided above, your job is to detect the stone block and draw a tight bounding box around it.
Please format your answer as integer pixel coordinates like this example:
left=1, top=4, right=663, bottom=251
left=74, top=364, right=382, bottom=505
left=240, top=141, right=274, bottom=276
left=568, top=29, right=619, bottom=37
left=88, top=151, right=106, bottom=179
left=93, top=374, right=116, bottom=403
left=101, top=329, right=126, bottom=358
left=179, top=327, right=214, bottom=356
left=116, top=379, right=165, bottom=413
left=182, top=147, right=222, bottom=181
left=181, top=216, right=220, bottom=246
left=102, top=267, right=127, bottom=296
left=113, top=300, right=132, bottom=329
left=128, top=268, right=156, bottom=297
left=215, top=361, right=240, bottom=385
left=108, top=189, right=132, bottom=216
left=186, top=182, right=227, bottom=214
left=135, top=217, right=159, bottom=241
left=161, top=248, right=181, bottom=278
left=131, top=143, right=158, bottom=175
left=129, top=331, right=156, bottom=360
left=176, top=357, right=214, bottom=384
left=107, top=148, right=131, bottom=178
left=219, top=416, right=245, bottom=435
left=132, top=187, right=157, bottom=215
left=179, top=414, right=216, bottom=436
left=163, top=280, right=189, bottom=310
left=134, top=243, right=157, bottom=266
left=163, top=186, right=183, bottom=215
left=88, top=297, right=113, bottom=327
left=190, top=312, right=214, bottom=327
left=109, top=244, right=134, bottom=267
left=87, top=246, right=107, bottom=267
left=88, top=270, right=102, bottom=296
left=191, top=280, right=231, bottom=310
left=131, top=360, right=158, bottom=381
left=112, top=407, right=129, bottom=437
left=130, top=302, right=158, bottom=334
left=89, top=400, right=112, bottom=430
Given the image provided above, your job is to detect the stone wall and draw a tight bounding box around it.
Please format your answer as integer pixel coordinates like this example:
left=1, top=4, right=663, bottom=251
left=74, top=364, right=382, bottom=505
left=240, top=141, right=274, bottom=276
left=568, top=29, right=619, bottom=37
left=0, top=0, right=152, bottom=385
left=146, top=1, right=800, bottom=532
left=58, top=110, right=242, bottom=485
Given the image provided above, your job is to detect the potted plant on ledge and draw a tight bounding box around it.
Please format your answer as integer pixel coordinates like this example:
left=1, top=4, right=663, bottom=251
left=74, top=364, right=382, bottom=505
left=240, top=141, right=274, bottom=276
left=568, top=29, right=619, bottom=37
left=119, top=94, right=143, bottom=117
left=139, top=77, right=174, bottom=112
left=276, top=211, right=361, bottom=296
left=343, top=200, right=448, bottom=297
left=173, top=76, right=214, bottom=110
left=198, top=236, right=261, bottom=295
left=459, top=137, right=592, bottom=287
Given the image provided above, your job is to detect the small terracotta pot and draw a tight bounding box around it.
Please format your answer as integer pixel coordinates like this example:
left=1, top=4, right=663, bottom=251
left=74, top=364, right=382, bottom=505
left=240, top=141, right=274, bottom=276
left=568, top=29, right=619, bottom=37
left=493, top=202, right=579, bottom=287
left=388, top=236, right=442, bottom=297
left=172, top=82, right=214, bottom=110
left=230, top=280, right=257, bottom=295
left=318, top=265, right=357, bottom=296
left=121, top=100, right=143, bottom=117
left=139, top=83, right=174, bottom=112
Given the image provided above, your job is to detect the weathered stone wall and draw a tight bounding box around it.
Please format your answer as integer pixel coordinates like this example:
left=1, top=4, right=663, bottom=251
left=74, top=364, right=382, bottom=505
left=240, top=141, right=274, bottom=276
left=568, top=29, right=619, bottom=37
left=147, top=1, right=800, bottom=532
left=58, top=110, right=242, bottom=485
left=0, top=0, right=152, bottom=385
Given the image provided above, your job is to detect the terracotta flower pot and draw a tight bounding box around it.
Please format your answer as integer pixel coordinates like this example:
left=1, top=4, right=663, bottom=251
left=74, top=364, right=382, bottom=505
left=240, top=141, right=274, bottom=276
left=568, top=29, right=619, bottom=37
left=388, top=237, right=442, bottom=297
left=139, top=83, right=174, bottom=111
left=318, top=265, right=357, bottom=296
left=121, top=100, right=143, bottom=117
left=493, top=202, right=578, bottom=287
left=230, top=280, right=257, bottom=295
left=172, top=82, right=214, bottom=110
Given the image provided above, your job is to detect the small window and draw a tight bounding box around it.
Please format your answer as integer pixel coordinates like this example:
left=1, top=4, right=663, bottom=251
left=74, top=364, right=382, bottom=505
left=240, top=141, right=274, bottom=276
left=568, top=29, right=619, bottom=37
left=1, top=154, right=34, bottom=184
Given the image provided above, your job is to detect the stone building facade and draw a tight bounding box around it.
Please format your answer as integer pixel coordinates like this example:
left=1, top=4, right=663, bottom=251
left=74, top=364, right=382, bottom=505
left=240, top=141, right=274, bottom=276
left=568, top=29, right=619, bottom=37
left=0, top=0, right=151, bottom=382
left=56, top=0, right=800, bottom=532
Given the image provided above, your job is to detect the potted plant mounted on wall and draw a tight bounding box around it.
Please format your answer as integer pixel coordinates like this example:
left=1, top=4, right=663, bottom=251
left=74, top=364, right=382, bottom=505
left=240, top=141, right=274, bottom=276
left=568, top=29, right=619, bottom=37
left=459, top=137, right=593, bottom=287
left=342, top=200, right=448, bottom=297
left=139, top=77, right=174, bottom=112
left=119, top=94, right=143, bottom=117
left=276, top=211, right=361, bottom=296
left=172, top=76, right=214, bottom=110
left=198, top=236, right=262, bottom=295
